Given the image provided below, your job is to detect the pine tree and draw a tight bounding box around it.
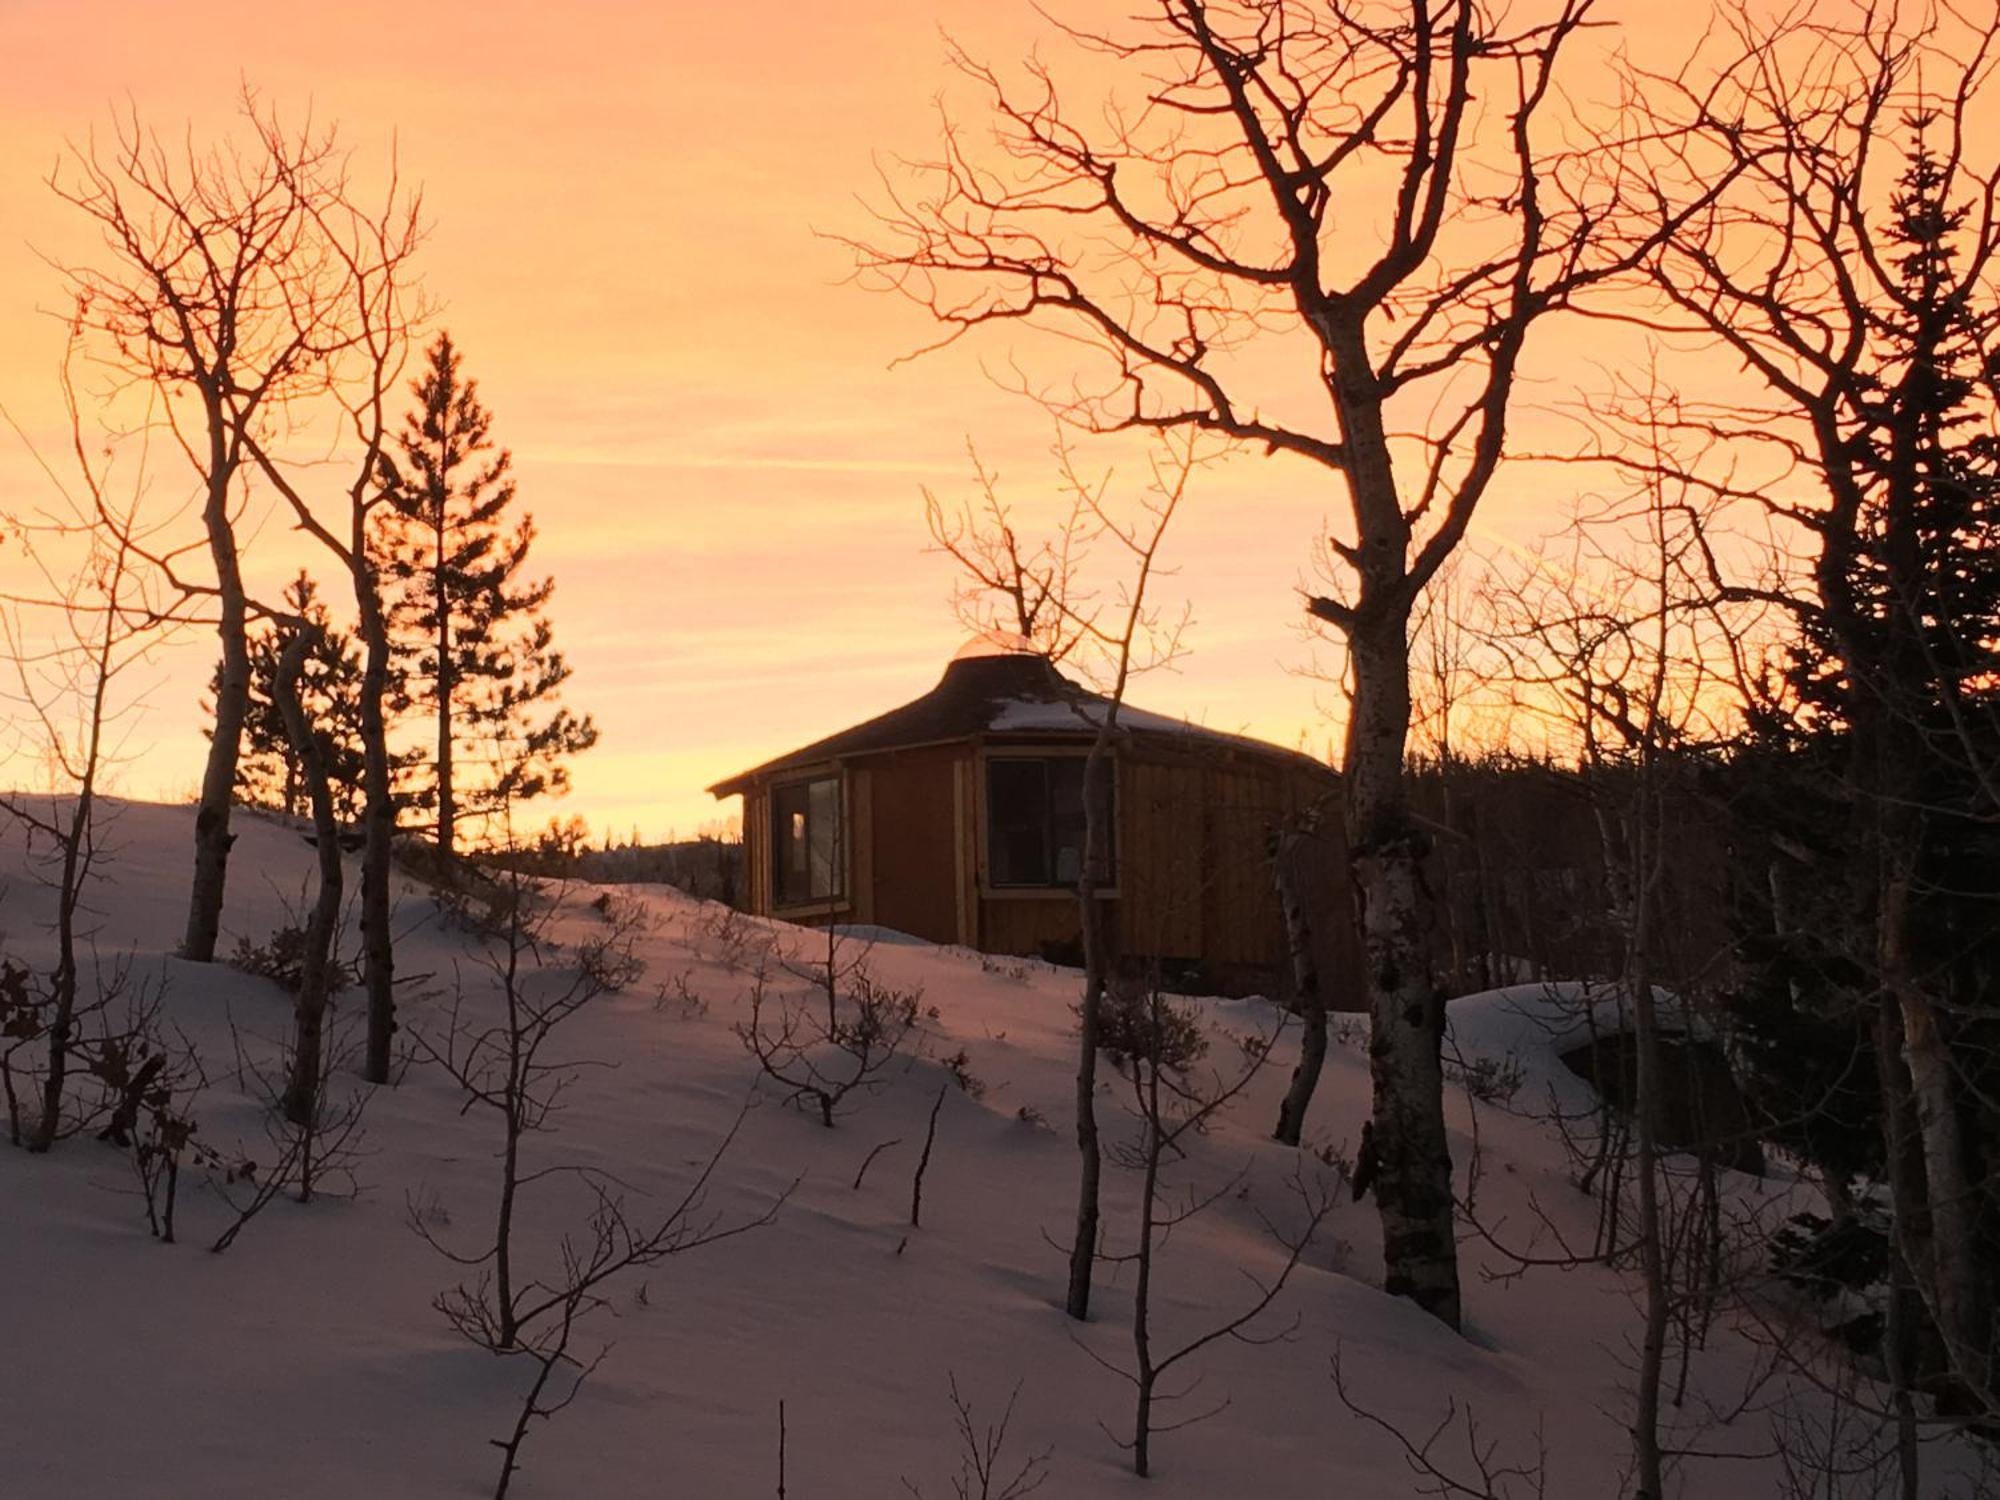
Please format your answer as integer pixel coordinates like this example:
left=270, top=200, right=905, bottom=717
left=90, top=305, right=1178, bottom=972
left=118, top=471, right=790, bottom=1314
left=206, top=573, right=368, bottom=822
left=1728, top=125, right=2000, bottom=1397
left=372, top=333, right=597, bottom=854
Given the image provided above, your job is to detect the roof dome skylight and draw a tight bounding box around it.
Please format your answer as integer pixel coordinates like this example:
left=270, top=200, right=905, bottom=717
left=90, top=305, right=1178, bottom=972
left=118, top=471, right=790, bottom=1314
left=950, top=628, right=1041, bottom=662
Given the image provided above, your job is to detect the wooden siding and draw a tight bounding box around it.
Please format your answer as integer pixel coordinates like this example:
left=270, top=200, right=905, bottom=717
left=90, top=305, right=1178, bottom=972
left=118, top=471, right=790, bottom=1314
left=728, top=736, right=1358, bottom=1002
left=981, top=892, right=1092, bottom=958
left=1120, top=758, right=1205, bottom=959
left=743, top=782, right=770, bottom=913
left=864, top=745, right=962, bottom=945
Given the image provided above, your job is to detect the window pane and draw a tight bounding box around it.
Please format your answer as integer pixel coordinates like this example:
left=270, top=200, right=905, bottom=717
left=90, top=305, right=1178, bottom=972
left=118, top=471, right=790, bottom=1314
left=1050, top=757, right=1089, bottom=885
left=771, top=776, right=841, bottom=905
left=987, top=759, right=1051, bottom=886
left=771, top=783, right=806, bottom=905
left=808, top=776, right=841, bottom=899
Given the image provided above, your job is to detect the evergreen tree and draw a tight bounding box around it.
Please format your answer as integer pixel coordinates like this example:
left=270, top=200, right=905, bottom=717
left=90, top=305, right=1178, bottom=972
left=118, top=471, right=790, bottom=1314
left=206, top=573, right=368, bottom=822
left=372, top=333, right=597, bottom=854
left=1727, top=126, right=2000, bottom=1392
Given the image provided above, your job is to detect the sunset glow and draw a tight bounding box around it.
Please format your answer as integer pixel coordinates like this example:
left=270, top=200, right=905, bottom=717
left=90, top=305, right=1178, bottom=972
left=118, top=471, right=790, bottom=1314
left=3, top=0, right=1695, bottom=837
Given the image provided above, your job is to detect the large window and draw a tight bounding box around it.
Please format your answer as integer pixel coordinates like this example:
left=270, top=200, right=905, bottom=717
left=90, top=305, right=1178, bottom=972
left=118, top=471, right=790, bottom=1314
left=986, top=755, right=1110, bottom=888
left=771, top=774, right=842, bottom=906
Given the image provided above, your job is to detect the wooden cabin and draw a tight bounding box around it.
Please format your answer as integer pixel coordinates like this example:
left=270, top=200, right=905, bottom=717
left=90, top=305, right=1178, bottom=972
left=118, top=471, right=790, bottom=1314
left=709, top=644, right=1363, bottom=1001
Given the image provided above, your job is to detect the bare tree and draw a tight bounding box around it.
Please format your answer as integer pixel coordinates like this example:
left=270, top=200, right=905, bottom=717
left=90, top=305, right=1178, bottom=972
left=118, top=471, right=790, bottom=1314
left=0, top=337, right=181, bottom=1151
left=1480, top=466, right=1746, bottom=1500
left=735, top=958, right=923, bottom=1129
left=924, top=433, right=1196, bottom=1321
left=853, top=0, right=1716, bottom=1328
left=1079, top=981, right=1332, bottom=1476
left=1334, top=1345, right=1549, bottom=1500
left=1269, top=798, right=1341, bottom=1146
left=925, top=442, right=1094, bottom=662
left=235, top=152, right=426, bottom=1087
left=409, top=858, right=645, bottom=1351
left=268, top=620, right=345, bottom=1127
left=52, top=97, right=426, bottom=1086
left=901, top=1375, right=1053, bottom=1500
left=1628, top=0, right=2000, bottom=1412
left=50, top=96, right=356, bottom=964
left=409, top=846, right=784, bottom=1496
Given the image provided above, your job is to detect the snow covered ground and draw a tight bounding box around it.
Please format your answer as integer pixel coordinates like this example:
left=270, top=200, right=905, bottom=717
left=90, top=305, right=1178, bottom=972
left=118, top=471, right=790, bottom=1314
left=0, top=800, right=1984, bottom=1497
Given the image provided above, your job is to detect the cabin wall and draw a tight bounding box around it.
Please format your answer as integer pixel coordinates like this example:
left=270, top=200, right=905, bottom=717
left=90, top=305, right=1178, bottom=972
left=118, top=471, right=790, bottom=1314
left=961, top=742, right=1354, bottom=999
left=737, top=740, right=1360, bottom=1007
left=1121, top=754, right=1361, bottom=1005
left=1197, top=759, right=1288, bottom=969
left=743, top=787, right=770, bottom=915
left=861, top=745, right=964, bottom=945
left=980, top=892, right=1099, bottom=961
left=1120, top=758, right=1207, bottom=960
left=1122, top=753, right=1335, bottom=975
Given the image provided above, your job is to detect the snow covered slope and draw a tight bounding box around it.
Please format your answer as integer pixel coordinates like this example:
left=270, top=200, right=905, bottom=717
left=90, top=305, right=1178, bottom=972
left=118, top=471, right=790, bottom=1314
left=0, top=801, right=1979, bottom=1497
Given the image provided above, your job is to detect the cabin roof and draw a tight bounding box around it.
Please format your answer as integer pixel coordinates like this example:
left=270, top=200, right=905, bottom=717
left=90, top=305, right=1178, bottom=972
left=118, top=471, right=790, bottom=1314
left=707, top=651, right=1331, bottom=797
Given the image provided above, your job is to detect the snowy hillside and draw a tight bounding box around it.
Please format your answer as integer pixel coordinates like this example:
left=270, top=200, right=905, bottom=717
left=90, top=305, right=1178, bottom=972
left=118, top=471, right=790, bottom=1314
left=0, top=801, right=1980, bottom=1498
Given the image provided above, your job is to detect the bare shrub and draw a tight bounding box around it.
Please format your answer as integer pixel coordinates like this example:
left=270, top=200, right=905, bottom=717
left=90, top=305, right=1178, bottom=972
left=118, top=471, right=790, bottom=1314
left=88, top=982, right=208, bottom=1243
left=901, top=1375, right=1052, bottom=1500
left=207, top=1009, right=372, bottom=1254
left=1333, top=1346, right=1549, bottom=1500
left=1081, top=981, right=1332, bottom=1476
left=736, top=962, right=923, bottom=1128
left=1091, top=981, right=1209, bottom=1075
left=410, top=861, right=783, bottom=1497
left=229, top=917, right=359, bottom=995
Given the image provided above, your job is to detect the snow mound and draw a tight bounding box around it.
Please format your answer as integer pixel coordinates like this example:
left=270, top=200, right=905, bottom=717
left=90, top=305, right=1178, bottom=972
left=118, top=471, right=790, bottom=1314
left=0, top=800, right=1980, bottom=1498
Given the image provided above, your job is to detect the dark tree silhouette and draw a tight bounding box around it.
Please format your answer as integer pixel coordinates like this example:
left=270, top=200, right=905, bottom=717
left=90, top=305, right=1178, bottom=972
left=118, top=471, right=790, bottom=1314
left=1629, top=3, right=2000, bottom=1423
left=207, top=573, right=368, bottom=822
left=50, top=97, right=360, bottom=964
left=374, top=333, right=597, bottom=856
left=852, top=0, right=1720, bottom=1329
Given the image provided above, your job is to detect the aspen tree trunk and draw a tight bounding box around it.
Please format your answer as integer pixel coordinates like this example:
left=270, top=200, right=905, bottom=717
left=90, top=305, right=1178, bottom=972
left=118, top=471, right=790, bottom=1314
left=186, top=430, right=251, bottom=963
left=1881, top=835, right=1986, bottom=1397
left=272, top=629, right=344, bottom=1127
left=1630, top=968, right=1669, bottom=1500
left=433, top=506, right=456, bottom=857
left=1066, top=740, right=1114, bottom=1320
left=27, top=766, right=93, bottom=1153
left=1872, top=405, right=1992, bottom=1401
left=30, top=532, right=129, bottom=1151
left=1130, top=1035, right=1162, bottom=1478
left=1272, top=820, right=1328, bottom=1147
left=356, top=572, right=398, bottom=1084
left=1623, top=807, right=1668, bottom=1500
left=495, top=911, right=527, bottom=1349
left=1875, top=993, right=1927, bottom=1500
left=1345, top=614, right=1461, bottom=1328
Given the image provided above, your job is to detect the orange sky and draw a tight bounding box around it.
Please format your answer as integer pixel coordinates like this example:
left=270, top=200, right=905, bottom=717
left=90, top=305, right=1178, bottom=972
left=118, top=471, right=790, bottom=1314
left=0, top=0, right=1709, bottom=839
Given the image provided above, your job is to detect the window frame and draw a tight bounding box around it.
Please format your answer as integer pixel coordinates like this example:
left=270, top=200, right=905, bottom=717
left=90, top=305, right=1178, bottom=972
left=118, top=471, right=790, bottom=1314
left=980, top=748, right=1116, bottom=895
left=768, top=769, right=846, bottom=911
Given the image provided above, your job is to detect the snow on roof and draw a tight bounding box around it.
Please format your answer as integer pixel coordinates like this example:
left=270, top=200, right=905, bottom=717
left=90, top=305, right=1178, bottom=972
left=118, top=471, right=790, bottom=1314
left=984, top=694, right=1217, bottom=737
left=709, top=650, right=1328, bottom=795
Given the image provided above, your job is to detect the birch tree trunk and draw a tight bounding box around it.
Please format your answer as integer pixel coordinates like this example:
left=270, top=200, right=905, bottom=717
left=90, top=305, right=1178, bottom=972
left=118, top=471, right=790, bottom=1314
left=271, top=628, right=345, bottom=1128
left=1066, top=740, right=1115, bottom=1320
left=1345, top=616, right=1460, bottom=1328
left=356, top=572, right=398, bottom=1085
left=186, top=443, right=251, bottom=963
left=1272, top=819, right=1328, bottom=1147
left=1875, top=992, right=1927, bottom=1500
left=1881, top=829, right=1987, bottom=1401
left=1617, top=799, right=1668, bottom=1500
left=27, top=756, right=95, bottom=1153
left=433, top=506, right=456, bottom=857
